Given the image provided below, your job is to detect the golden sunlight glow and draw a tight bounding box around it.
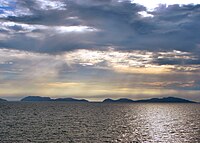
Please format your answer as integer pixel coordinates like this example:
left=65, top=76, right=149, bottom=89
left=45, top=82, right=84, bottom=88
left=1, top=80, right=200, bottom=101
left=64, top=49, right=189, bottom=74
left=112, top=65, right=174, bottom=74
left=0, top=49, right=200, bottom=101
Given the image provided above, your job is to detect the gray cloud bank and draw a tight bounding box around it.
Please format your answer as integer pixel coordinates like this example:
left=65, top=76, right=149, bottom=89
left=0, top=0, right=199, bottom=53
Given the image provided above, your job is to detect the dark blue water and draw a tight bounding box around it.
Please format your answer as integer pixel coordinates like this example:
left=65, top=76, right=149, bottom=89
left=0, top=102, right=199, bottom=142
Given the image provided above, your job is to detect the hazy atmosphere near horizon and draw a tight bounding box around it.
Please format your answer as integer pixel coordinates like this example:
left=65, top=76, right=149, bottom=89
left=0, top=0, right=200, bottom=102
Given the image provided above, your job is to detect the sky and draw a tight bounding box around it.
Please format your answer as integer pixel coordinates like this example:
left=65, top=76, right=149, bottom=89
left=0, top=0, right=200, bottom=101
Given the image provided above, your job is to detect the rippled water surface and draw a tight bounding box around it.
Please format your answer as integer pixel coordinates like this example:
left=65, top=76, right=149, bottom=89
left=0, top=102, right=199, bottom=143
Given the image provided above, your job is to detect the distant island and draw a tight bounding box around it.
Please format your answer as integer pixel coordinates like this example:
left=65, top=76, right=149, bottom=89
left=21, top=96, right=89, bottom=102
left=103, top=97, right=196, bottom=103
left=103, top=98, right=133, bottom=103
left=0, top=98, right=7, bottom=102
left=19, top=96, right=197, bottom=103
left=53, top=98, right=88, bottom=102
left=21, top=96, right=52, bottom=101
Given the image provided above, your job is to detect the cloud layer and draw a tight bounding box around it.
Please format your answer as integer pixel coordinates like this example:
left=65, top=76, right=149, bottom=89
left=0, top=0, right=200, bottom=101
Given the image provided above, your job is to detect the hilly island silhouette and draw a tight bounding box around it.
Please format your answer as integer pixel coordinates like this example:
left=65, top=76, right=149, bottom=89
left=17, top=96, right=196, bottom=103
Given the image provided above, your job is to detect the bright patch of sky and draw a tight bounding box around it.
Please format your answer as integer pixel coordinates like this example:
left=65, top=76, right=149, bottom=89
left=55, top=26, right=98, bottom=33
left=0, top=0, right=15, bottom=13
left=138, top=11, right=154, bottom=18
left=36, top=0, right=66, bottom=10
left=0, top=21, right=97, bottom=36
left=0, top=0, right=14, bottom=7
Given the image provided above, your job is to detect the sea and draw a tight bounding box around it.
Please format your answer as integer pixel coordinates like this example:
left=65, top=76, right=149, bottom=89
left=0, top=102, right=199, bottom=143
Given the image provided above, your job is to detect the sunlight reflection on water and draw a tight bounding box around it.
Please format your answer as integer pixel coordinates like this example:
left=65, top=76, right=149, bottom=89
left=0, top=102, right=199, bottom=142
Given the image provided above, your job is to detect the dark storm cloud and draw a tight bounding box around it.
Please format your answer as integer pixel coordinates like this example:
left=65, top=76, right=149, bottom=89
left=0, top=0, right=200, bottom=55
